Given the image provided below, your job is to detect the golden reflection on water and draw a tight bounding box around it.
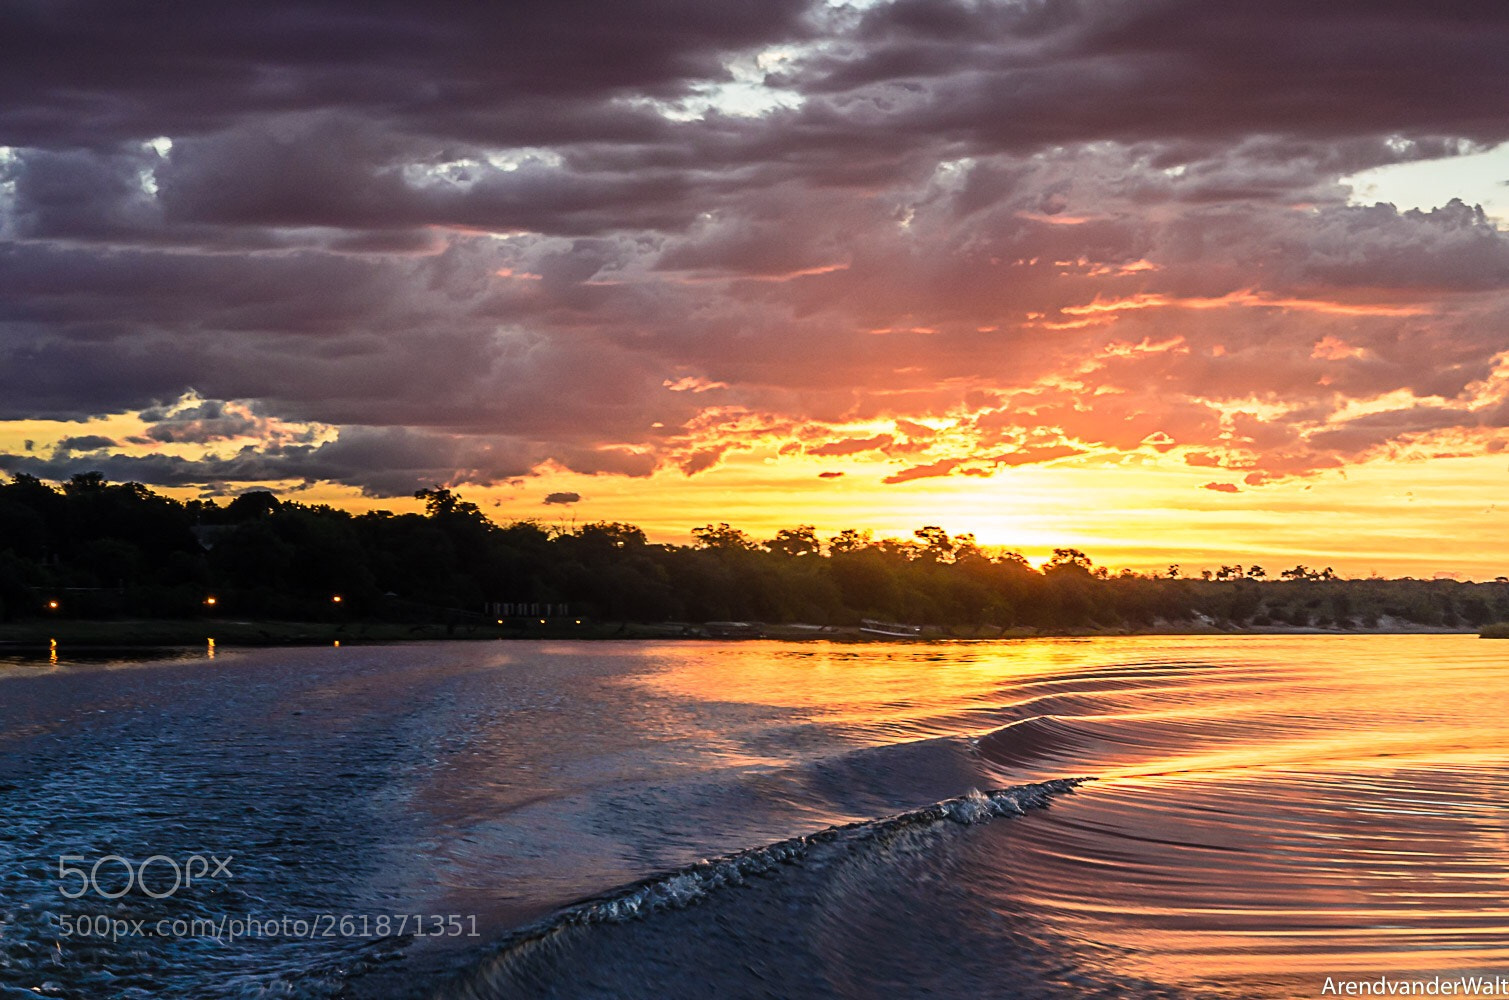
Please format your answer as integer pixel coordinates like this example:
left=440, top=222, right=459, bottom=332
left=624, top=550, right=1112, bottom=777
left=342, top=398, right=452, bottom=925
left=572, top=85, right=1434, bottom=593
left=638, top=637, right=1114, bottom=739
left=637, top=635, right=1509, bottom=997
left=639, top=635, right=1509, bottom=777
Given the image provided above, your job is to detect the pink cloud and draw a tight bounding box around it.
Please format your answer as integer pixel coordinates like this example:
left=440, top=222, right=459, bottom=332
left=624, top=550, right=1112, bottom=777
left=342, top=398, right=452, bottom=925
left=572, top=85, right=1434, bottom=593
left=882, top=458, right=965, bottom=484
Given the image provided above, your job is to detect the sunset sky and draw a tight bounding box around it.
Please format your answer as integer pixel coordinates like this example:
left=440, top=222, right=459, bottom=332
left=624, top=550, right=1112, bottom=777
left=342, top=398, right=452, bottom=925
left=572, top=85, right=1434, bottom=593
left=3, top=1, right=1509, bottom=577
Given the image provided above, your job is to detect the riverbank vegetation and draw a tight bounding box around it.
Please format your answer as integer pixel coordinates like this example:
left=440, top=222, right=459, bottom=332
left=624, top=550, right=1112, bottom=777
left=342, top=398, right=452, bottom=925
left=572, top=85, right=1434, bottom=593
left=2, top=473, right=1506, bottom=633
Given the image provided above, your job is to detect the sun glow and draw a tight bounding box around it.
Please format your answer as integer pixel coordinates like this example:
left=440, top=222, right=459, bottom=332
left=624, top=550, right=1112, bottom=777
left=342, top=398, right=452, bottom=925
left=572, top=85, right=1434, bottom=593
left=424, top=445, right=1509, bottom=580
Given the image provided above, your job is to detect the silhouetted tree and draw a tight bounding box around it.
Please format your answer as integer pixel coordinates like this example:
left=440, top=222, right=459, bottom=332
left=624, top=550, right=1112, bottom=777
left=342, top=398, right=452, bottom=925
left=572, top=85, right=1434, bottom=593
left=1, top=472, right=1503, bottom=632
left=828, top=528, right=872, bottom=554
left=766, top=525, right=821, bottom=558
left=691, top=522, right=754, bottom=551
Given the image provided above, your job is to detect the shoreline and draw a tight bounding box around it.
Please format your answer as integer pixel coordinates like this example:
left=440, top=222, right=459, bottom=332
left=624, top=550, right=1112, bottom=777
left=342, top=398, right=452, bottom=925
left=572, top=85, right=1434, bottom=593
left=0, top=617, right=1488, bottom=651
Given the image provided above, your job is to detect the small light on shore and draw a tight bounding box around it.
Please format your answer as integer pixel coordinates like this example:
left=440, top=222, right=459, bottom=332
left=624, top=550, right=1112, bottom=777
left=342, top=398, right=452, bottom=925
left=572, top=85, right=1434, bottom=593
left=539, top=618, right=546, bottom=624
left=46, top=600, right=59, bottom=611
left=496, top=619, right=504, bottom=624
left=205, top=596, right=218, bottom=606
left=332, top=594, right=343, bottom=604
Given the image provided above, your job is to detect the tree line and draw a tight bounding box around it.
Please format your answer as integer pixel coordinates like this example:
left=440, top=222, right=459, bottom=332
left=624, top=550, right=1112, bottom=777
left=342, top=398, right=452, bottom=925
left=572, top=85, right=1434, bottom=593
left=0, top=473, right=1505, bottom=631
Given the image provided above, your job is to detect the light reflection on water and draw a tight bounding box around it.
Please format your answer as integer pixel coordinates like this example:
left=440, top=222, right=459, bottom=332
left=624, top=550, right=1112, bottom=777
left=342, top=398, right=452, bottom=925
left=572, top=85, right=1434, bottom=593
left=3, top=635, right=1507, bottom=998
left=633, top=635, right=1509, bottom=997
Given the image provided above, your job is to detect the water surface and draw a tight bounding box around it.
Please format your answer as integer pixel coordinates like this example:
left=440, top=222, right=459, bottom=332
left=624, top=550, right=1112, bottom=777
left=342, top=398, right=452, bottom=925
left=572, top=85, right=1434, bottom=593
left=1, top=635, right=1505, bottom=998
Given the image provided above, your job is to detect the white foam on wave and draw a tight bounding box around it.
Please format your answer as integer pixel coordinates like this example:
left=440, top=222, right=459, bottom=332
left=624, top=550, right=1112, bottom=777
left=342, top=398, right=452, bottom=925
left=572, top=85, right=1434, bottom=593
left=444, top=777, right=1090, bottom=998
left=585, top=780, right=1084, bottom=925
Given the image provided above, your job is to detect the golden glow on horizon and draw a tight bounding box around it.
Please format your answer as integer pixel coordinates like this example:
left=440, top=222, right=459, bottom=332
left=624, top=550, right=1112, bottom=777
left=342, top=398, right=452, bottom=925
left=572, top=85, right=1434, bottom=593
left=5, top=424, right=1506, bottom=578
left=464, top=447, right=1509, bottom=580
left=5, top=387, right=1508, bottom=580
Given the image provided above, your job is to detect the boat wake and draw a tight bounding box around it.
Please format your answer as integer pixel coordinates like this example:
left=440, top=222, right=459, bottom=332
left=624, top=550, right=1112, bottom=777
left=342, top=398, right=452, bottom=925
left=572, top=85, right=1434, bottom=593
left=441, top=778, right=1092, bottom=1000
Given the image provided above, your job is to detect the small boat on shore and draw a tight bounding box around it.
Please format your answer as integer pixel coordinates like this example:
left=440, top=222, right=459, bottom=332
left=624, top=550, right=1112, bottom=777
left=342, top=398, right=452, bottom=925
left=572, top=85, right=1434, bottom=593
left=703, top=621, right=766, bottom=638
left=859, top=619, right=923, bottom=638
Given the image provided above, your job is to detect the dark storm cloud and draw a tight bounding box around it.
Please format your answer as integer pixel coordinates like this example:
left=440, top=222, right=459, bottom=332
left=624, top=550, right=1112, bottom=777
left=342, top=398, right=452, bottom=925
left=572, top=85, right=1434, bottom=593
left=790, top=0, right=1509, bottom=150
left=10, top=2, right=1508, bottom=251
left=0, top=0, right=816, bottom=147
left=150, top=119, right=711, bottom=238
left=138, top=398, right=263, bottom=444
left=54, top=435, right=118, bottom=453
left=0, top=238, right=704, bottom=438
left=4, top=145, right=161, bottom=241
left=0, top=426, right=539, bottom=498
left=5, top=0, right=1509, bottom=495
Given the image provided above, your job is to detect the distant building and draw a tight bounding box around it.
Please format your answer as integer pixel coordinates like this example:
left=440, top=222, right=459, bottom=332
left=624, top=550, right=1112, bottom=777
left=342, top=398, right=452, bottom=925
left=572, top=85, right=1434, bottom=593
left=489, top=602, right=572, bottom=618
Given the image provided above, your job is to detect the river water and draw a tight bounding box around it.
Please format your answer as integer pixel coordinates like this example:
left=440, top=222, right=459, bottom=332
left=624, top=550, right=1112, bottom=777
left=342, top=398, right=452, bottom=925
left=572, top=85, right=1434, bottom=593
left=1, top=635, right=1506, bottom=998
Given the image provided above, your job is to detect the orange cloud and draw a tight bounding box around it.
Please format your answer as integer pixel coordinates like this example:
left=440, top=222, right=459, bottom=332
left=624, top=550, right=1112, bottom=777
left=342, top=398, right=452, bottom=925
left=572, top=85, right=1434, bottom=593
left=1060, top=290, right=1430, bottom=319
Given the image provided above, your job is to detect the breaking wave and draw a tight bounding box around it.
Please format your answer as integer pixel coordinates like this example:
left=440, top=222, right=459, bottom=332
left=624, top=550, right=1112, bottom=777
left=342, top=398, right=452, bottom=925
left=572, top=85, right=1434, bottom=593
left=443, top=778, right=1089, bottom=1000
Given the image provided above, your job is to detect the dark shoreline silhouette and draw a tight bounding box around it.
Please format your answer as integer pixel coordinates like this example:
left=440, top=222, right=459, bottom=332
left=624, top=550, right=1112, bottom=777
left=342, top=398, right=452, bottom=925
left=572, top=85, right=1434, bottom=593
left=2, top=473, right=1506, bottom=637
